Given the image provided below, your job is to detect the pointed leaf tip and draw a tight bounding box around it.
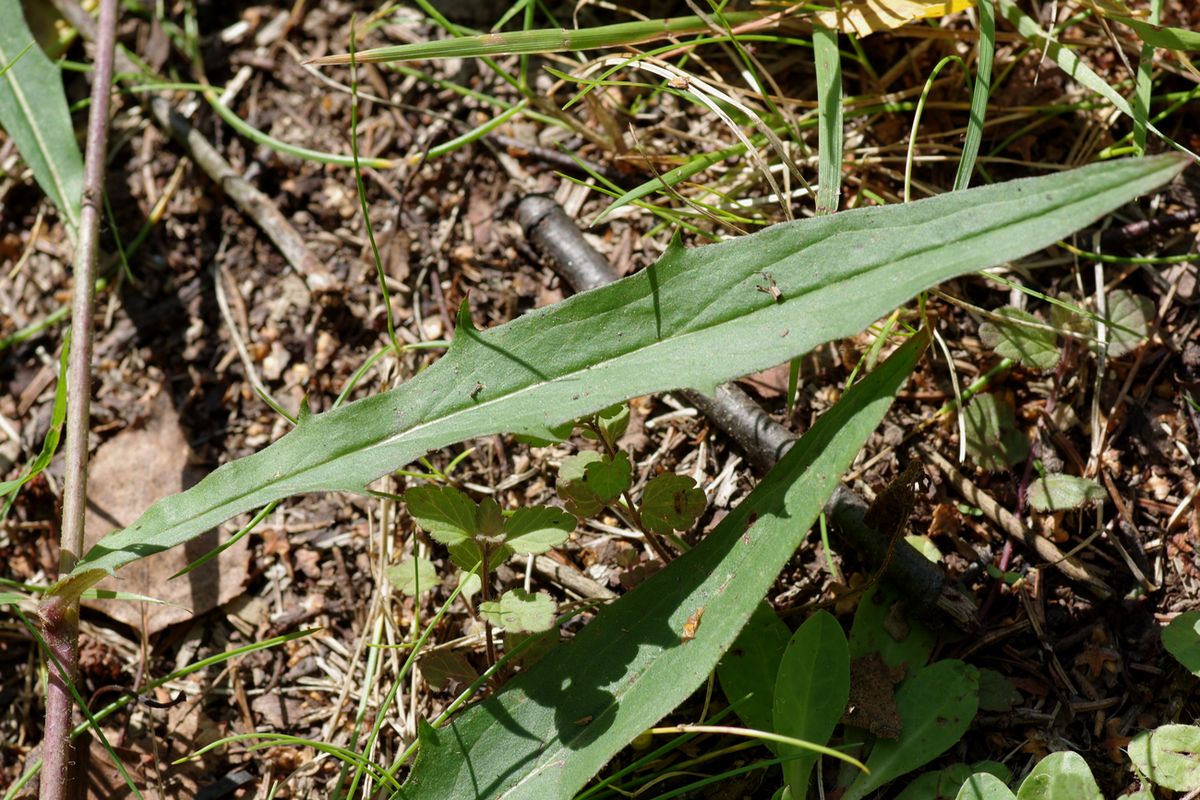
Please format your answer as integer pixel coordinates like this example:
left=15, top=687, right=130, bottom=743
left=455, top=297, right=477, bottom=335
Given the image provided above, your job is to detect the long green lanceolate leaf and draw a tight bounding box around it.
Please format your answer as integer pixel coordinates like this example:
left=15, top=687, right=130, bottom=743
left=54, top=154, right=1187, bottom=601
left=0, top=0, right=84, bottom=239
left=398, top=330, right=928, bottom=800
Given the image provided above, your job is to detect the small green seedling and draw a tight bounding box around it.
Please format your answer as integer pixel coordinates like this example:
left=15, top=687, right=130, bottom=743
left=1163, top=611, right=1200, bottom=677
left=980, top=290, right=1153, bottom=370
left=556, top=403, right=706, bottom=560
left=979, top=307, right=1060, bottom=371
left=404, top=483, right=575, bottom=663
left=402, top=402, right=706, bottom=665
left=719, top=578, right=982, bottom=800
left=963, top=393, right=1029, bottom=472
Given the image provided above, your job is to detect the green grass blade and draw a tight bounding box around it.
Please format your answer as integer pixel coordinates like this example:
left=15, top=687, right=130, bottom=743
left=308, top=11, right=762, bottom=65
left=399, top=331, right=928, bottom=800
left=814, top=25, right=843, bottom=215
left=997, top=0, right=1195, bottom=159
left=905, top=55, right=966, bottom=202
left=954, top=0, right=994, bottom=190
left=52, top=155, right=1189, bottom=602
left=0, top=337, right=69, bottom=520
left=1113, top=15, right=1200, bottom=51
left=1131, top=0, right=1163, bottom=156
left=0, top=0, right=84, bottom=238
left=591, top=141, right=747, bottom=226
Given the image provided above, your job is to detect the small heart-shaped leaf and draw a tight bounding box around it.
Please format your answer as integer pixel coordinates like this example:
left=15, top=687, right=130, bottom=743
left=1163, top=611, right=1200, bottom=676
left=480, top=588, right=557, bottom=633
left=898, top=762, right=1010, bottom=800
left=1105, top=290, right=1153, bottom=358
left=1027, top=474, right=1106, bottom=512
left=955, top=772, right=1017, bottom=800
left=387, top=556, right=439, bottom=596
left=1128, top=724, right=1200, bottom=792
left=406, top=485, right=477, bottom=546
left=1015, top=751, right=1100, bottom=800
left=504, top=506, right=576, bottom=555
left=979, top=307, right=1060, bottom=370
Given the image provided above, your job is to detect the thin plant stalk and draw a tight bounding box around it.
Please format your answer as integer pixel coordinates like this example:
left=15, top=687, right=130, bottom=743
left=37, top=1, right=118, bottom=798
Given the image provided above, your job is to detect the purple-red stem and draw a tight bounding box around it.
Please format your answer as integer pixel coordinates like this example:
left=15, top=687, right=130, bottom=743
left=39, top=1, right=118, bottom=797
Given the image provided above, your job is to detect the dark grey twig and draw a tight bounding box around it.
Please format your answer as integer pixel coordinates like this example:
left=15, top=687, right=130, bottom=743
left=517, top=195, right=622, bottom=293
left=1098, top=207, right=1199, bottom=248
left=39, top=1, right=119, bottom=797
left=677, top=384, right=794, bottom=474
left=827, top=486, right=978, bottom=629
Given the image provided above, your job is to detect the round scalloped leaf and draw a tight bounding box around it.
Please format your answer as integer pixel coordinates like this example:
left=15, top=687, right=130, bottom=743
left=1128, top=725, right=1200, bottom=792
left=1105, top=290, right=1153, bottom=358
left=1027, top=474, right=1106, bottom=512
left=585, top=451, right=633, bottom=503
left=387, top=556, right=439, bottom=596
left=1163, top=611, right=1200, bottom=676
left=640, top=473, right=706, bottom=534
left=897, top=762, right=1010, bottom=800
left=979, top=307, right=1060, bottom=370
left=405, top=484, right=477, bottom=546
left=557, top=452, right=606, bottom=517
left=504, top=506, right=576, bottom=555
left=479, top=588, right=557, bottom=633
left=964, top=394, right=1029, bottom=472
left=955, top=772, right=1017, bottom=800
left=1015, top=751, right=1101, bottom=800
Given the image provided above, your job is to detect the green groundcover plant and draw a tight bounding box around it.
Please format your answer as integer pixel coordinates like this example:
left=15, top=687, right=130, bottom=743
left=14, top=155, right=1181, bottom=799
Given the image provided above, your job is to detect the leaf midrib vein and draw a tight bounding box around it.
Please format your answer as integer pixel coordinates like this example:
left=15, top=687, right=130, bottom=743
left=0, top=35, right=77, bottom=232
